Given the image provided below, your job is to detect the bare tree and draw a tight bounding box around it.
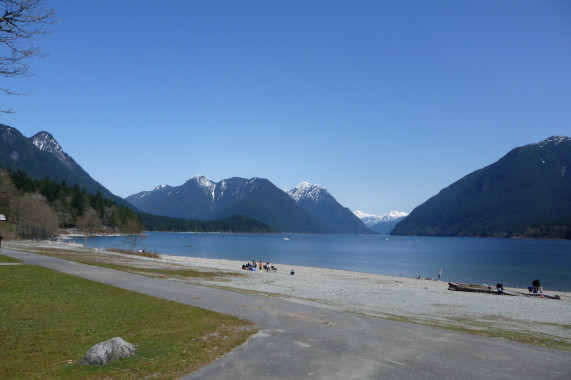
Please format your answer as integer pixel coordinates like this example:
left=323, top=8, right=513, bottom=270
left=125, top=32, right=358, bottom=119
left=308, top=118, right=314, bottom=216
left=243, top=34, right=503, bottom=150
left=0, top=168, right=17, bottom=213
left=76, top=207, right=101, bottom=233
left=122, top=217, right=144, bottom=252
left=0, top=168, right=18, bottom=239
left=1, top=0, right=57, bottom=112
left=11, top=192, right=59, bottom=239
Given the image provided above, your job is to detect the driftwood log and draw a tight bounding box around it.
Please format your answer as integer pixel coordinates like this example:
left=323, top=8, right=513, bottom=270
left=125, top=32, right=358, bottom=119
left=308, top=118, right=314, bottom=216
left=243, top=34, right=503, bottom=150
left=522, top=292, right=561, bottom=300
left=447, top=282, right=560, bottom=299
left=448, top=282, right=519, bottom=296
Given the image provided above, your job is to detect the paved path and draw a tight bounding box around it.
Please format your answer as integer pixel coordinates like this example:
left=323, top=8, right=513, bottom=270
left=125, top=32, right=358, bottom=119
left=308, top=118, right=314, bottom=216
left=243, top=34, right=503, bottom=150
left=2, top=248, right=570, bottom=379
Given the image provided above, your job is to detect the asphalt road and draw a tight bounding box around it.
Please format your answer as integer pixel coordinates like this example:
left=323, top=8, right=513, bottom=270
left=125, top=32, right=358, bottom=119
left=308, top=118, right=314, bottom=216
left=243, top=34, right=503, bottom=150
left=2, top=248, right=570, bottom=379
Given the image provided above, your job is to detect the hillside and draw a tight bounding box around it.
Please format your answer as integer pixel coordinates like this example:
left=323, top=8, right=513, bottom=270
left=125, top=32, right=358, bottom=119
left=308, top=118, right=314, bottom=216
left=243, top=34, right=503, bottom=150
left=288, top=182, right=373, bottom=234
left=0, top=124, right=125, bottom=206
left=392, top=136, right=571, bottom=238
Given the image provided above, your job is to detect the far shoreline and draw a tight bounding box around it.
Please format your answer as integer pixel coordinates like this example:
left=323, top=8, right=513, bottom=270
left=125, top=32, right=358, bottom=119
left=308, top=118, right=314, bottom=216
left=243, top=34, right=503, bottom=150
left=53, top=231, right=571, bottom=292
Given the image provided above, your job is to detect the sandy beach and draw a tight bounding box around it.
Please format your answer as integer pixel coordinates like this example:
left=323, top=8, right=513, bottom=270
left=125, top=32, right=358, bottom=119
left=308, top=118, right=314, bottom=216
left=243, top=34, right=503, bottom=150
left=4, top=240, right=571, bottom=348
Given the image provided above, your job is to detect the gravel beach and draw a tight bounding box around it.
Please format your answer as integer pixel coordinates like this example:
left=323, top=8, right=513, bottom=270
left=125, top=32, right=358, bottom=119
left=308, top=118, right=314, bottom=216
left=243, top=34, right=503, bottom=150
left=5, top=240, right=571, bottom=347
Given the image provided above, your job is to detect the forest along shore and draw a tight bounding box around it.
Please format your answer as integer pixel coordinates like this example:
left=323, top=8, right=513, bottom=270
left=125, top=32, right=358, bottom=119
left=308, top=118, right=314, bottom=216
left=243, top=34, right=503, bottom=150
left=4, top=240, right=571, bottom=350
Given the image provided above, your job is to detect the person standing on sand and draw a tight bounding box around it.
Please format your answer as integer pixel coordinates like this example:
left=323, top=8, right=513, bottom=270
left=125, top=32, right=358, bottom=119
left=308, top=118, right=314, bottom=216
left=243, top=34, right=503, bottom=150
left=438, top=269, right=442, bottom=281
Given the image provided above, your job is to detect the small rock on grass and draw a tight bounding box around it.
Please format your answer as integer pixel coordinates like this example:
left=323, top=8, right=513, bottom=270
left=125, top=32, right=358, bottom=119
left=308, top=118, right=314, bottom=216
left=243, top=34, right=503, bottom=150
left=79, top=337, right=136, bottom=366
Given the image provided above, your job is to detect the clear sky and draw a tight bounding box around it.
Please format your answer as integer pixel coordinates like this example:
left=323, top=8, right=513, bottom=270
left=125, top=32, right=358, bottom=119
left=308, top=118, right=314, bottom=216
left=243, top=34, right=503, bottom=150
left=1, top=0, right=570, bottom=215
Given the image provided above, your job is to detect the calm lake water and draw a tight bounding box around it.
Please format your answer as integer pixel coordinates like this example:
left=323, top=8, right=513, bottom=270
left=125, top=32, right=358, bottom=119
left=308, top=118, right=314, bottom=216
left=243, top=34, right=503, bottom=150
left=75, top=232, right=571, bottom=292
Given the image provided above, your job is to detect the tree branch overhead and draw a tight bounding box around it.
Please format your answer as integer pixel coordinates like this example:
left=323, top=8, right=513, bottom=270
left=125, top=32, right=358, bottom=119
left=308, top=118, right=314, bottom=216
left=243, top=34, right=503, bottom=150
left=1, top=0, right=57, bottom=113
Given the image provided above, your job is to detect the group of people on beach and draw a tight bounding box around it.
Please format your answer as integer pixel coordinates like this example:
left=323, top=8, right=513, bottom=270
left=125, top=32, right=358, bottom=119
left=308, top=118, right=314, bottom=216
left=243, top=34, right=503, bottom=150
left=528, top=279, right=543, bottom=293
left=242, top=259, right=277, bottom=273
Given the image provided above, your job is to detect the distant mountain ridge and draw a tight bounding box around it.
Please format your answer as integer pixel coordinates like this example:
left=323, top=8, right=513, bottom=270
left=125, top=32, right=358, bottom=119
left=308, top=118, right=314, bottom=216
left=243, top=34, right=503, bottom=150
left=354, top=210, right=409, bottom=226
left=354, top=210, right=408, bottom=235
left=392, top=136, right=571, bottom=238
left=128, top=177, right=373, bottom=234
left=127, top=176, right=326, bottom=233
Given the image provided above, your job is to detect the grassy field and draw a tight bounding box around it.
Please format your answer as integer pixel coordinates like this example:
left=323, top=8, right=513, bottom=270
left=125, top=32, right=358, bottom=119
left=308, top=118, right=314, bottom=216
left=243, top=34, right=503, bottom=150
left=0, top=264, right=256, bottom=379
left=0, top=253, right=21, bottom=263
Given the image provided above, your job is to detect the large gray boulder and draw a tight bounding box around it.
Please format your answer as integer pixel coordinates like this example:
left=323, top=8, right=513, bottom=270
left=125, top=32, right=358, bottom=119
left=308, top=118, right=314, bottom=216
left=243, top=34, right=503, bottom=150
left=79, top=337, right=136, bottom=366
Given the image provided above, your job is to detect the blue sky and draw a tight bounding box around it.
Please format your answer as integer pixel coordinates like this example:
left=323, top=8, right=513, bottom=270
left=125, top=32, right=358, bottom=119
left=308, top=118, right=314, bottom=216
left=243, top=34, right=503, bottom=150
left=2, top=0, right=570, bottom=214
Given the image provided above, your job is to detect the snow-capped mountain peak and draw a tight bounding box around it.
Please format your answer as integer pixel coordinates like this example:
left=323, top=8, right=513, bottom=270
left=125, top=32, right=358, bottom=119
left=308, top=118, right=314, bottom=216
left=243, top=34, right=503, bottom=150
left=153, top=184, right=170, bottom=191
left=187, top=175, right=216, bottom=199
left=354, top=210, right=409, bottom=227
left=287, top=182, right=329, bottom=202
left=31, top=131, right=64, bottom=155
left=536, top=135, right=570, bottom=148
left=31, top=131, right=79, bottom=172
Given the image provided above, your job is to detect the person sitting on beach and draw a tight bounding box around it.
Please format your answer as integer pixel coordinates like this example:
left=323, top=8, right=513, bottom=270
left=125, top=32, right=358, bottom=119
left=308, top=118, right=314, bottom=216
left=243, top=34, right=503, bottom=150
left=496, top=283, right=503, bottom=295
left=532, top=279, right=541, bottom=293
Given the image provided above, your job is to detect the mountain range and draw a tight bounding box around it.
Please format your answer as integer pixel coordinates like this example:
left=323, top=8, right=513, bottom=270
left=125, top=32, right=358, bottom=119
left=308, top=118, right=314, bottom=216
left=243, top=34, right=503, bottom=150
left=354, top=210, right=409, bottom=234
left=392, top=136, right=571, bottom=238
left=127, top=178, right=373, bottom=234
left=0, top=124, right=376, bottom=234
left=2, top=123, right=569, bottom=238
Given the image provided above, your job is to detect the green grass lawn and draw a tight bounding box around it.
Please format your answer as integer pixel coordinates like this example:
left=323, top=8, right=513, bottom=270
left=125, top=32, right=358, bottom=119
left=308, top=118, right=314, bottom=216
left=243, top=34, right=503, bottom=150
left=0, top=253, right=21, bottom=263
left=0, top=265, right=256, bottom=379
